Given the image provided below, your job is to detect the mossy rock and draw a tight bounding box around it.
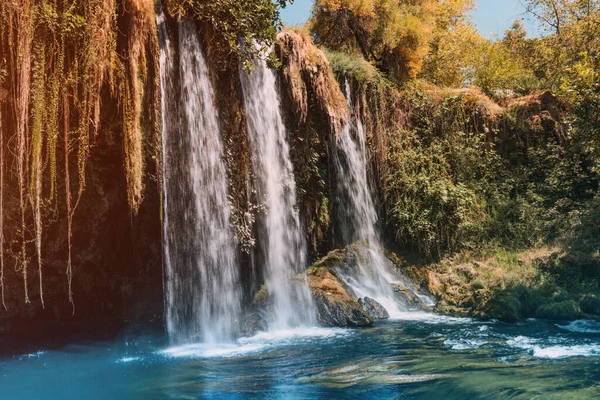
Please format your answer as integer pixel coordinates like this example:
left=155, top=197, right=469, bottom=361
left=308, top=266, right=373, bottom=327
left=536, top=300, right=581, bottom=320
left=580, top=294, right=600, bottom=315
left=482, top=285, right=537, bottom=322
left=251, top=285, right=271, bottom=310
left=310, top=248, right=346, bottom=270
left=484, top=293, right=523, bottom=322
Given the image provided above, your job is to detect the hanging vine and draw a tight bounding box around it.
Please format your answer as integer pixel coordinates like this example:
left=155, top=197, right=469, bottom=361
left=0, top=98, right=5, bottom=311
left=121, top=0, right=157, bottom=212
left=0, top=0, right=159, bottom=310
left=30, top=39, right=46, bottom=308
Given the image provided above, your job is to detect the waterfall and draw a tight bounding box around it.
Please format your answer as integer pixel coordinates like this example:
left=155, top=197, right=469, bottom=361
left=331, top=80, right=426, bottom=316
left=159, top=16, right=241, bottom=344
left=240, top=57, right=315, bottom=330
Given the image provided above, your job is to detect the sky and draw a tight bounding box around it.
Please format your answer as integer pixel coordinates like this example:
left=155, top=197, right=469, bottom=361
left=280, top=0, right=542, bottom=38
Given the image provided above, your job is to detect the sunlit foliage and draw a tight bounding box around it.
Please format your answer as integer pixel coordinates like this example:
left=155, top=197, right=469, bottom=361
left=310, top=0, right=437, bottom=82
left=163, top=0, right=292, bottom=68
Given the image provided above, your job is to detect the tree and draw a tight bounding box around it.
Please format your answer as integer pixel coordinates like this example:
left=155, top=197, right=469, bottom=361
left=163, top=0, right=293, bottom=67
left=421, top=0, right=482, bottom=87
left=522, top=0, right=599, bottom=35
left=310, top=0, right=437, bottom=82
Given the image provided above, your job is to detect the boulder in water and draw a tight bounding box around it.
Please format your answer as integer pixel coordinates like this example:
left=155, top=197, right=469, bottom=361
left=237, top=312, right=268, bottom=337
left=308, top=266, right=373, bottom=327
left=358, top=297, right=389, bottom=320
left=391, top=284, right=429, bottom=311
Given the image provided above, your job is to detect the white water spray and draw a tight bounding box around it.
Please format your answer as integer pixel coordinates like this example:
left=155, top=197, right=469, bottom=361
left=159, top=16, right=241, bottom=344
left=240, top=56, right=315, bottom=329
left=331, top=80, right=431, bottom=317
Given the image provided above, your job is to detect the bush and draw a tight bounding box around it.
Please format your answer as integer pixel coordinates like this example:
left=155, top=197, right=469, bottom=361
left=511, top=285, right=538, bottom=318
left=384, top=92, right=498, bottom=258
left=536, top=300, right=581, bottom=320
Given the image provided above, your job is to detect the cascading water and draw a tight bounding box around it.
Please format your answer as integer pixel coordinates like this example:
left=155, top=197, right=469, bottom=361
left=331, top=80, right=432, bottom=316
left=240, top=56, right=315, bottom=330
left=159, top=16, right=241, bottom=344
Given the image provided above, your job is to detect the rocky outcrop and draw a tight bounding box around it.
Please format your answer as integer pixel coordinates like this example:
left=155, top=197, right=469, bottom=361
left=358, top=297, right=389, bottom=319
left=308, top=266, right=373, bottom=327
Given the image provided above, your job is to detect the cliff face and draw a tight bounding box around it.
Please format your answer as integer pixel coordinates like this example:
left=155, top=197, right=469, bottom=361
left=0, top=0, right=163, bottom=344
left=0, top=87, right=163, bottom=343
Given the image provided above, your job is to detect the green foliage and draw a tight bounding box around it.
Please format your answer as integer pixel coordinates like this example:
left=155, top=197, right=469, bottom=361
left=580, top=293, right=600, bottom=315
left=471, top=40, right=538, bottom=96
left=325, top=50, right=383, bottom=86
left=384, top=91, right=499, bottom=258
left=536, top=299, right=581, bottom=320
left=164, top=0, right=291, bottom=68
left=486, top=292, right=523, bottom=322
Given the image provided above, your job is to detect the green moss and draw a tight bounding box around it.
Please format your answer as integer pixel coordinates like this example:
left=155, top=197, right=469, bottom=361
left=311, top=248, right=345, bottom=270
left=251, top=285, right=270, bottom=308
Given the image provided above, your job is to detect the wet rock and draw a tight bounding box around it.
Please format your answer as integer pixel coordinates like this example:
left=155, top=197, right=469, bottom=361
left=358, top=297, right=389, bottom=320
left=237, top=312, right=268, bottom=337
left=391, top=284, right=428, bottom=311
left=308, top=267, right=373, bottom=327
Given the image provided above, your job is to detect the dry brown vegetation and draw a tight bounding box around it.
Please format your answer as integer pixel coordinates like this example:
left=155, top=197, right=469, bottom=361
left=277, top=28, right=349, bottom=136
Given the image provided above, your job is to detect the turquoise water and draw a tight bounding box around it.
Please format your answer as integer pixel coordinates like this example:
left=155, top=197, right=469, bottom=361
left=2, top=315, right=600, bottom=399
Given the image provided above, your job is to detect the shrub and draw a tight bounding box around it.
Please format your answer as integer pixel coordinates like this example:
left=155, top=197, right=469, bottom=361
left=511, top=285, right=537, bottom=318
left=536, top=300, right=581, bottom=320
left=485, top=293, right=522, bottom=322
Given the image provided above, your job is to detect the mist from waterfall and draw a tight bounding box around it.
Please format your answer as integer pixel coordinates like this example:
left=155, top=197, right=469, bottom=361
left=240, top=57, right=315, bottom=330
left=331, top=80, right=416, bottom=316
left=159, top=16, right=241, bottom=344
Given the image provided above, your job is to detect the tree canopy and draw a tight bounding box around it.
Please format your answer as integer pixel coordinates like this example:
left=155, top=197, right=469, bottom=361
left=310, top=0, right=437, bottom=82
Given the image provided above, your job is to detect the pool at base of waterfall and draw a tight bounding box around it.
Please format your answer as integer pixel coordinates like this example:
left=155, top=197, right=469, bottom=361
left=2, top=317, right=600, bottom=399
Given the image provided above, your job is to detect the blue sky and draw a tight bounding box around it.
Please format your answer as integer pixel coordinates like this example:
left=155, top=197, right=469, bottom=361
left=280, top=0, right=542, bottom=38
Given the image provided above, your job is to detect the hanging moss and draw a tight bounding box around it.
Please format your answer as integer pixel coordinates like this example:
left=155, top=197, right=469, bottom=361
left=0, top=0, right=160, bottom=310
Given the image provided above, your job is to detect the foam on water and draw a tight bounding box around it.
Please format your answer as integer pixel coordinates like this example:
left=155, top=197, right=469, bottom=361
left=390, top=311, right=473, bottom=324
left=117, top=356, right=142, bottom=363
left=557, top=320, right=600, bottom=334
left=161, top=342, right=267, bottom=359
left=444, top=339, right=487, bottom=351
left=240, top=327, right=350, bottom=344
left=161, top=327, right=350, bottom=359
left=531, top=345, right=600, bottom=359
left=506, top=335, right=600, bottom=359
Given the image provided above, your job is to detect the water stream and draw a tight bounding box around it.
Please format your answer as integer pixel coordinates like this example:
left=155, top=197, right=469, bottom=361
left=240, top=56, right=315, bottom=330
left=160, top=18, right=241, bottom=344
left=331, top=80, right=430, bottom=316
left=3, top=318, right=599, bottom=399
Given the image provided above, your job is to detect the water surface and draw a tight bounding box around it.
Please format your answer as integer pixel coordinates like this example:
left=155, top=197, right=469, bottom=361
left=2, top=317, right=599, bottom=399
